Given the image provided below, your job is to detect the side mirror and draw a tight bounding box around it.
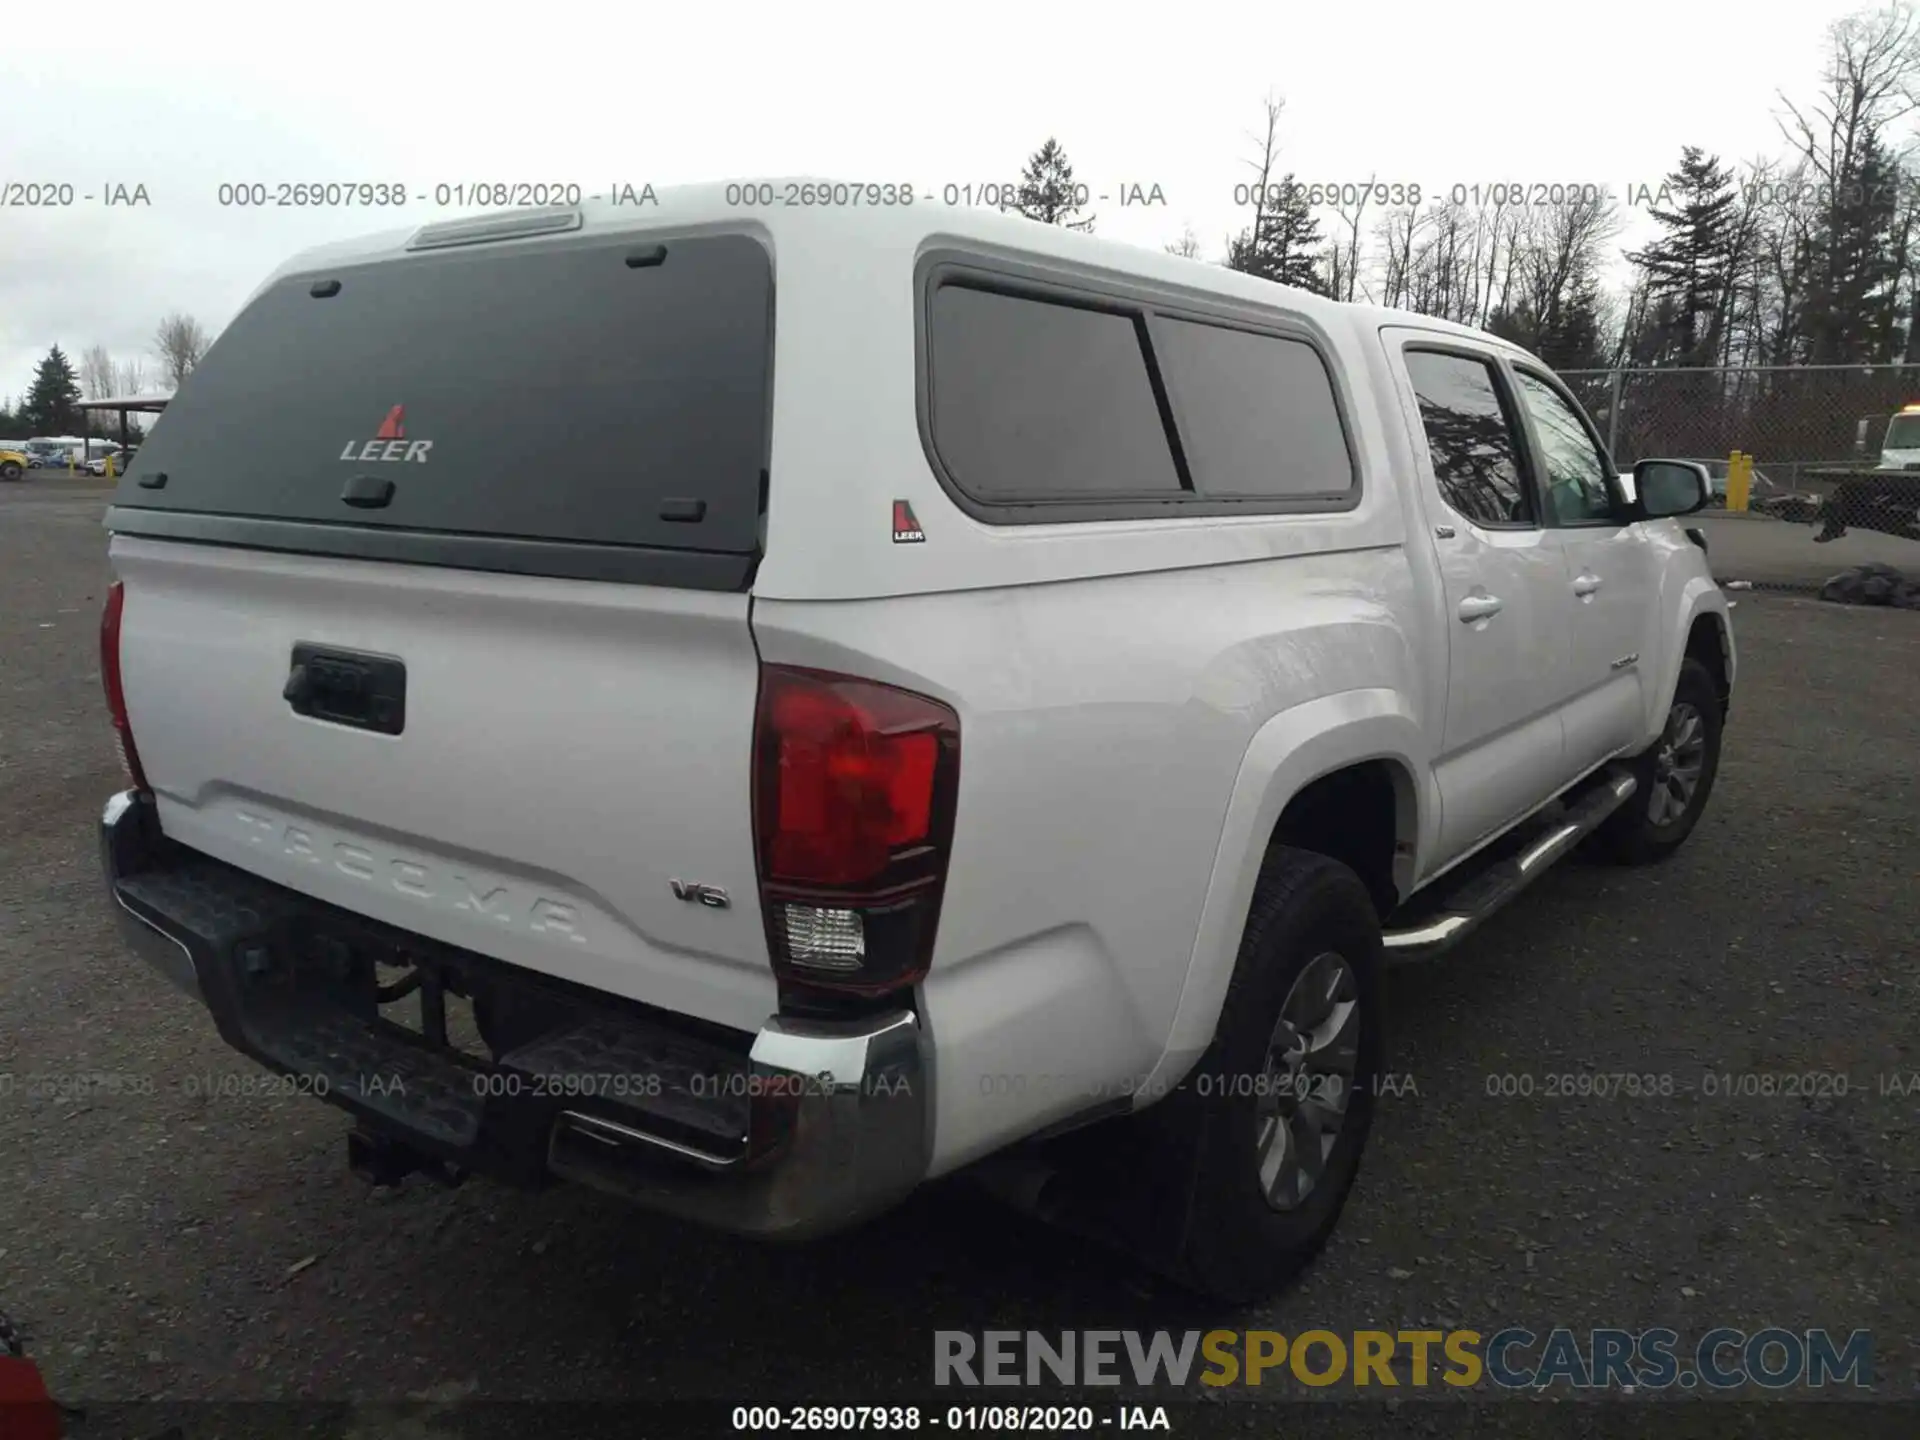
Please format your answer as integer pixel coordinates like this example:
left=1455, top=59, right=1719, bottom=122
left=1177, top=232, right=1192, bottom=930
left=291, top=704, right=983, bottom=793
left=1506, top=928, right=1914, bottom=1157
left=1634, top=459, right=1712, bottom=518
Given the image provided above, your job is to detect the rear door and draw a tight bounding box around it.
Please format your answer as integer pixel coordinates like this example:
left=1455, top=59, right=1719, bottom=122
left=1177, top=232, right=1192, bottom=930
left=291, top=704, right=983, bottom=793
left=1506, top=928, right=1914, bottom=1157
left=106, top=226, right=782, bottom=1034
left=1506, top=364, right=1658, bottom=773
left=1387, top=336, right=1574, bottom=862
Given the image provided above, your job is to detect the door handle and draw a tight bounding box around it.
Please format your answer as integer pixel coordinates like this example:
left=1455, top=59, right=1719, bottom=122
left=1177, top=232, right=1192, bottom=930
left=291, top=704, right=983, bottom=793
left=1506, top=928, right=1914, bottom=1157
left=1572, top=572, right=1603, bottom=598
left=1457, top=594, right=1504, bottom=622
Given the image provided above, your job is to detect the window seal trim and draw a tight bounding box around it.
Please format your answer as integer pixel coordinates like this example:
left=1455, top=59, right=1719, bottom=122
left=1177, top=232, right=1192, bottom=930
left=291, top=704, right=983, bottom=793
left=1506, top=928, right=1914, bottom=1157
left=1400, top=341, right=1545, bottom=533
left=103, top=507, right=759, bottom=591
left=913, top=248, right=1363, bottom=525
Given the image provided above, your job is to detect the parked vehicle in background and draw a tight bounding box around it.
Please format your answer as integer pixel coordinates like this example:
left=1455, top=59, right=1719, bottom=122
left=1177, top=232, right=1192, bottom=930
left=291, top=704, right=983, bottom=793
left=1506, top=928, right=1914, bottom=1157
left=24, top=437, right=104, bottom=467
left=1876, top=405, right=1920, bottom=470
left=1813, top=469, right=1920, bottom=543
left=83, top=448, right=136, bottom=477
left=96, top=184, right=1738, bottom=1303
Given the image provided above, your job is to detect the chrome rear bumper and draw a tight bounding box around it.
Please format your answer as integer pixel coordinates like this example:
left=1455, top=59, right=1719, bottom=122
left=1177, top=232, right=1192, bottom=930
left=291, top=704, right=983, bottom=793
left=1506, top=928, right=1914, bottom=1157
left=100, top=788, right=930, bottom=1239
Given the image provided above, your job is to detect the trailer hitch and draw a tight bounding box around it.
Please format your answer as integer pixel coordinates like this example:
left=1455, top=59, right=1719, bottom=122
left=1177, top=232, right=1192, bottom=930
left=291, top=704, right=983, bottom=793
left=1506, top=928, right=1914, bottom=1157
left=346, top=1127, right=467, bottom=1190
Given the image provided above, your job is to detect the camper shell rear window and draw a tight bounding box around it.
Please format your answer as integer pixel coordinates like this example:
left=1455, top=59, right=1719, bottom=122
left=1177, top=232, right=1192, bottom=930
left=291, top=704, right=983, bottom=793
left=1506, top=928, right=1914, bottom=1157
left=108, top=229, right=774, bottom=589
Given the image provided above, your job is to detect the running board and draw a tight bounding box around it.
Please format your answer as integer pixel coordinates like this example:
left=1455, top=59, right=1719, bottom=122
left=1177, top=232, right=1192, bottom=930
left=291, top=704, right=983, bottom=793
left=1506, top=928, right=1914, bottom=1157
left=1381, top=770, right=1638, bottom=962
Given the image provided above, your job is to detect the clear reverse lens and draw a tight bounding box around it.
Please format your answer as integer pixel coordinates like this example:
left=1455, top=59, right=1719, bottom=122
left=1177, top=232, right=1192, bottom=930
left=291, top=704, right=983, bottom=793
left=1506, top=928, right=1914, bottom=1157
left=778, top=904, right=866, bottom=972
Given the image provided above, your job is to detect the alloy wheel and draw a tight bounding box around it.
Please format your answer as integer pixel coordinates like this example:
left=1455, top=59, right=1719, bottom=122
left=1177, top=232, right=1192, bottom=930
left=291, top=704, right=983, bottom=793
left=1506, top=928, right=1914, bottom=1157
left=1255, top=951, right=1362, bottom=1213
left=1648, top=701, right=1707, bottom=827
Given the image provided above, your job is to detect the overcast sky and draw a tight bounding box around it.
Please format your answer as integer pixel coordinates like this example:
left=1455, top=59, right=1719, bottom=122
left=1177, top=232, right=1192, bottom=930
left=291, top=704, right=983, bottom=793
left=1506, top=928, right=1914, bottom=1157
left=0, top=0, right=1886, bottom=411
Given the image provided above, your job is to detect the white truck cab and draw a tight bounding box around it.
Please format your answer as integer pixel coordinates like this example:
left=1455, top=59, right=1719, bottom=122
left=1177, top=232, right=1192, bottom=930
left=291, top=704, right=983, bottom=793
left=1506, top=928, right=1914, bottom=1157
left=1879, top=405, right=1920, bottom=469
left=97, top=182, right=1734, bottom=1301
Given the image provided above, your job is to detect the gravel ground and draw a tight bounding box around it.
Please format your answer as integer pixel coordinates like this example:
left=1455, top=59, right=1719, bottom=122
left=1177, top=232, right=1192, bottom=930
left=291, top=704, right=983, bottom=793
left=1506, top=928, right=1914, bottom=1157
left=2, top=478, right=1916, bottom=1435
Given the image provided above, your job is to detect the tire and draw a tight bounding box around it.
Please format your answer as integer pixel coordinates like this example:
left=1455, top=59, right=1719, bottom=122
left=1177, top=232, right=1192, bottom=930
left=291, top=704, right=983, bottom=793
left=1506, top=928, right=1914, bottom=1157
left=1149, top=847, right=1387, bottom=1302
left=1594, top=657, right=1724, bottom=864
left=0, top=461, right=21, bottom=481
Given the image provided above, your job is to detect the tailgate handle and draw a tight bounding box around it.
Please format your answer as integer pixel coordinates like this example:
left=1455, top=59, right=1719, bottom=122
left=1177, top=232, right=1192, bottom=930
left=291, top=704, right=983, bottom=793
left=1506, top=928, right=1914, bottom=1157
left=285, top=644, right=406, bottom=735
left=341, top=474, right=396, bottom=509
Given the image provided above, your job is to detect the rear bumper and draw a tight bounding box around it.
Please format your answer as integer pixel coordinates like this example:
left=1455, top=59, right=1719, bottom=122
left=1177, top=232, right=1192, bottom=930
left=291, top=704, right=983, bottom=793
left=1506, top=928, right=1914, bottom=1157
left=99, top=789, right=930, bottom=1239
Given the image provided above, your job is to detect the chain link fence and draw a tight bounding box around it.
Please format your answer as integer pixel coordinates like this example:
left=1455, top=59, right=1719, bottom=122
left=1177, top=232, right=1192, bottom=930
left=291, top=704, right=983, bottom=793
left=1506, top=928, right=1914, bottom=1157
left=1561, top=364, right=1920, bottom=603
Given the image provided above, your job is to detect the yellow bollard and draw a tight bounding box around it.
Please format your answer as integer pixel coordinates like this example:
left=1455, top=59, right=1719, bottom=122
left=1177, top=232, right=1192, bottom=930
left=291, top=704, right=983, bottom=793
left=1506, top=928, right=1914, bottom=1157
left=105, top=455, right=116, bottom=480
left=1725, top=450, right=1752, bottom=512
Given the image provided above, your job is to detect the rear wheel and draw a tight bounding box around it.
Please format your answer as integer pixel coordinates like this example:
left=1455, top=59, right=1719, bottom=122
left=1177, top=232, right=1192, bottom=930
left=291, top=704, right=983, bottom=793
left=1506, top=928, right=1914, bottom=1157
left=0, top=461, right=21, bottom=481
left=1152, top=847, right=1386, bottom=1302
left=1594, top=657, right=1723, bottom=864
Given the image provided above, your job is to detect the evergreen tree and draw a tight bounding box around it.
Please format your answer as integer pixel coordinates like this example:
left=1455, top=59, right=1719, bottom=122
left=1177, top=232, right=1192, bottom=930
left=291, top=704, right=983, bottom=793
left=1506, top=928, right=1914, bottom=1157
left=1536, top=274, right=1608, bottom=371
left=1797, top=126, right=1901, bottom=361
left=23, top=346, right=83, bottom=434
left=1226, top=176, right=1325, bottom=293
left=1624, top=147, right=1740, bottom=365
left=1485, top=277, right=1605, bottom=372
left=1011, top=139, right=1095, bottom=232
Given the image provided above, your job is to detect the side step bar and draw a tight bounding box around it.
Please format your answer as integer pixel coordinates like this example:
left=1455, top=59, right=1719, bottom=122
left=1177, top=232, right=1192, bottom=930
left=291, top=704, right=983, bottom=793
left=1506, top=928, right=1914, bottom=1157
left=1382, top=770, right=1638, bottom=962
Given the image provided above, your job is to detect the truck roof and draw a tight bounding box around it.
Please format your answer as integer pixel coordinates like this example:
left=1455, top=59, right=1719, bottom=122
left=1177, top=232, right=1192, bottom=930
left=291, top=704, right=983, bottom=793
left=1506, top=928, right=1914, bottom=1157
left=251, top=177, right=1537, bottom=361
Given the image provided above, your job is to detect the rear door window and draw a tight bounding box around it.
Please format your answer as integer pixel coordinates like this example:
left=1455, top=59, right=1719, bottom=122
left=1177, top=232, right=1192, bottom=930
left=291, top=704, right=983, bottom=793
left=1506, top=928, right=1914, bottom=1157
left=113, top=232, right=773, bottom=559
left=1403, top=349, right=1536, bottom=528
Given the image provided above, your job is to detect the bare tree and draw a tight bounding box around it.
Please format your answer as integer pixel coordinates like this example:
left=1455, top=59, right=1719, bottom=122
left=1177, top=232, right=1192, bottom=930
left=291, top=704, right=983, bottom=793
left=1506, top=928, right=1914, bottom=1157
left=1322, top=242, right=1353, bottom=305
left=1890, top=163, right=1920, bottom=360
left=1372, top=205, right=1426, bottom=309
left=1234, top=94, right=1285, bottom=269
left=115, top=357, right=147, bottom=397
left=153, top=313, right=209, bottom=391
left=1511, top=192, right=1622, bottom=331
left=1164, top=224, right=1203, bottom=259
left=1751, top=164, right=1824, bottom=364
left=1773, top=5, right=1920, bottom=360
left=1397, top=200, right=1489, bottom=324
left=1777, top=4, right=1920, bottom=185
left=80, top=344, right=118, bottom=401
left=1711, top=155, right=1780, bottom=368
left=1475, top=200, right=1528, bottom=329
left=1326, top=177, right=1376, bottom=303
left=1610, top=271, right=1653, bottom=368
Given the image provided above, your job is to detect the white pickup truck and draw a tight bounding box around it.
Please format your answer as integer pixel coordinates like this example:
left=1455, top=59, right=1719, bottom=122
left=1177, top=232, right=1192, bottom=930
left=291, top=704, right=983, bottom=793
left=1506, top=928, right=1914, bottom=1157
left=98, top=182, right=1733, bottom=1302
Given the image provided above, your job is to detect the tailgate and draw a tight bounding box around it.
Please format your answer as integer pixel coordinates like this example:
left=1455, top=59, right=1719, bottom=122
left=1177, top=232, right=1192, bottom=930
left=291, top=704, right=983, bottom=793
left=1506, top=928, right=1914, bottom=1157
left=101, top=219, right=781, bottom=1033
left=110, top=536, right=776, bottom=1032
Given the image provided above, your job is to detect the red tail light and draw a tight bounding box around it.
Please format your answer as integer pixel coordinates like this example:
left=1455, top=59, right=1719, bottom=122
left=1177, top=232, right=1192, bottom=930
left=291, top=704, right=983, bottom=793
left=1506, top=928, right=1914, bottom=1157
left=753, top=665, right=959, bottom=997
left=100, top=580, right=150, bottom=791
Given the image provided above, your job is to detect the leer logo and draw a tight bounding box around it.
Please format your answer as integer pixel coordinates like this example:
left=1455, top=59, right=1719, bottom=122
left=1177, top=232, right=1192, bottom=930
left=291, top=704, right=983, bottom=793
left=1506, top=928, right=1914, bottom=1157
left=340, top=405, right=432, bottom=464
left=893, top=499, right=925, bottom=543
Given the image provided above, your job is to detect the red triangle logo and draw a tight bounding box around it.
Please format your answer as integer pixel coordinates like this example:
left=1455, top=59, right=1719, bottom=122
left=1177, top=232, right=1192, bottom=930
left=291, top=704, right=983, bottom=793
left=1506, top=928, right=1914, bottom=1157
left=375, top=405, right=405, bottom=440
left=892, top=500, right=925, bottom=542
